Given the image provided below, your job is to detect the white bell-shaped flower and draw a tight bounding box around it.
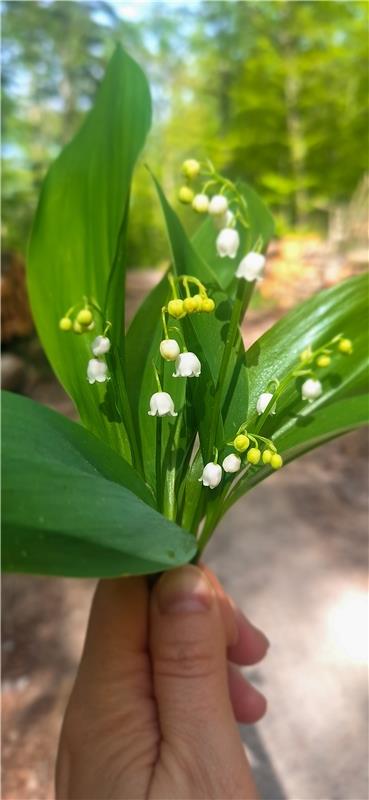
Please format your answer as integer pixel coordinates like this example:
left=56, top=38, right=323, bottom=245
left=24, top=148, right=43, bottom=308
left=198, top=462, right=222, bottom=488
left=87, top=358, right=108, bottom=384
left=222, top=453, right=241, bottom=473
left=301, top=378, right=323, bottom=402
left=148, top=391, right=178, bottom=417
left=256, top=392, right=276, bottom=415
left=173, top=352, right=201, bottom=378
left=216, top=228, right=240, bottom=259
left=159, top=339, right=180, bottom=361
left=236, top=252, right=266, bottom=282
left=208, top=194, right=228, bottom=216
left=214, top=209, right=235, bottom=230
left=91, top=335, right=111, bottom=356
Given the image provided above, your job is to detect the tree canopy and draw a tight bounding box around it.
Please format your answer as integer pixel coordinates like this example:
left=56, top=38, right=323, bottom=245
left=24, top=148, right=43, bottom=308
left=2, top=0, right=368, bottom=264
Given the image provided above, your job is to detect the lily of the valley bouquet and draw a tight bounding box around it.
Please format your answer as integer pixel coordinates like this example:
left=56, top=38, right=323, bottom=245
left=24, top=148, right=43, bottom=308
left=3, top=47, right=368, bottom=578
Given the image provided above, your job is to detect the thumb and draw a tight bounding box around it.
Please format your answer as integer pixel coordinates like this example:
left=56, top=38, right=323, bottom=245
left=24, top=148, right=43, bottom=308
left=150, top=565, right=256, bottom=797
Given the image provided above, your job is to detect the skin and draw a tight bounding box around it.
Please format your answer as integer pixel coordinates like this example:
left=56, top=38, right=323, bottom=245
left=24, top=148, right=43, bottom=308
left=56, top=564, right=269, bottom=800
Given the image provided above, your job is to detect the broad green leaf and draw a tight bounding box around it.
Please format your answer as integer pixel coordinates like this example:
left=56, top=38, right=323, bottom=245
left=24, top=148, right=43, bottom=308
left=2, top=392, right=197, bottom=577
left=27, top=45, right=152, bottom=461
left=221, top=273, right=369, bottom=515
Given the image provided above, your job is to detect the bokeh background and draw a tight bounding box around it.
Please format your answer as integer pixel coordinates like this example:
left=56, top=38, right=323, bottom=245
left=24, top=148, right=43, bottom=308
left=2, top=2, right=368, bottom=799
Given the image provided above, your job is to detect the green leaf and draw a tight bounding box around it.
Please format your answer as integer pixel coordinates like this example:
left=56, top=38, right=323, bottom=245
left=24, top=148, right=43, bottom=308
left=151, top=176, right=249, bottom=447
left=2, top=392, right=197, bottom=577
left=27, top=45, right=152, bottom=461
left=223, top=273, right=369, bottom=513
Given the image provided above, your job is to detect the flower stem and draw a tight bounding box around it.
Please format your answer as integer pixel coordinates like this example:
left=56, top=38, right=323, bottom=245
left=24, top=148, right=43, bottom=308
left=206, top=280, right=245, bottom=462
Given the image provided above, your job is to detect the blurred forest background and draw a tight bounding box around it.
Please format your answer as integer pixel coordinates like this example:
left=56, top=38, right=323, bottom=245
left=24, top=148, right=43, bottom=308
left=2, top=0, right=368, bottom=268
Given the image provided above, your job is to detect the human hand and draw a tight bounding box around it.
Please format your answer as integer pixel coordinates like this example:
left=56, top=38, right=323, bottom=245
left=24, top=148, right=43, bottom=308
left=56, top=565, right=269, bottom=799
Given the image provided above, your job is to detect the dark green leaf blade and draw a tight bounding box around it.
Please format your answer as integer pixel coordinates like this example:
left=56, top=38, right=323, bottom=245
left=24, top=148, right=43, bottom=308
left=27, top=45, right=152, bottom=459
left=2, top=392, right=197, bottom=577
left=223, top=273, right=369, bottom=513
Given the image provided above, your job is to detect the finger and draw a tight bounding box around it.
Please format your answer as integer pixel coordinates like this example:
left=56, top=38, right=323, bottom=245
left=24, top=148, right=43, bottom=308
left=150, top=565, right=255, bottom=794
left=72, top=577, right=150, bottom=705
left=228, top=662, right=267, bottom=724
left=201, top=565, right=270, bottom=665
left=228, top=606, right=270, bottom=666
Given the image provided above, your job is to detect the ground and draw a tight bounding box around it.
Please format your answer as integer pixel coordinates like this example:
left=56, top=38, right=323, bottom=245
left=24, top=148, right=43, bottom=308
left=2, top=269, right=368, bottom=800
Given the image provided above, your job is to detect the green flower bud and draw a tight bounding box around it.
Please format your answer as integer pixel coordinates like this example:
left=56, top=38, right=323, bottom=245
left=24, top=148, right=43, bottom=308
left=59, top=317, right=72, bottom=332
left=178, top=186, right=195, bottom=204
left=316, top=354, right=331, bottom=368
left=183, top=297, right=198, bottom=313
left=76, top=308, right=93, bottom=326
left=338, top=338, right=353, bottom=355
left=247, top=447, right=261, bottom=465
left=234, top=434, right=250, bottom=452
left=262, top=449, right=273, bottom=464
left=181, top=159, right=200, bottom=179
left=201, top=297, right=215, bottom=312
left=167, top=298, right=186, bottom=319
left=271, top=453, right=283, bottom=470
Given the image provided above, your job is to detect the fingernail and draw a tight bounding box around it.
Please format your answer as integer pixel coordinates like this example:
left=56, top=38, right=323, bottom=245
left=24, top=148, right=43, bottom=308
left=156, top=566, right=213, bottom=614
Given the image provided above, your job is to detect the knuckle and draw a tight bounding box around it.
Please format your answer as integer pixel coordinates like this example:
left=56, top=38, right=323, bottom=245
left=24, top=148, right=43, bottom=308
left=154, top=636, right=218, bottom=680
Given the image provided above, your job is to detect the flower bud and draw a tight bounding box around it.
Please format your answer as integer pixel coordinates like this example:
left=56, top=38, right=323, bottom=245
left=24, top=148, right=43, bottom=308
left=148, top=391, right=177, bottom=417
left=191, top=294, right=203, bottom=311
left=92, top=335, right=111, bottom=356
left=301, top=378, right=323, bottom=402
left=87, top=358, right=108, bottom=384
left=201, top=297, right=215, bottom=312
left=77, top=308, right=93, bottom=326
left=208, top=194, right=228, bottom=216
left=178, top=186, right=195, bottom=204
left=216, top=228, right=240, bottom=259
left=300, top=347, right=312, bottom=362
left=73, top=320, right=83, bottom=334
left=316, top=354, right=331, bottom=368
left=222, top=453, right=241, bottom=473
left=159, top=339, right=180, bottom=361
left=183, top=297, right=198, bottom=313
left=198, top=462, right=222, bottom=488
left=271, top=453, right=283, bottom=470
left=173, top=351, right=201, bottom=378
left=181, top=159, right=200, bottom=179
left=338, top=338, right=353, bottom=355
left=234, top=434, right=250, bottom=452
left=192, top=193, right=209, bottom=213
left=262, top=449, right=273, bottom=464
left=59, top=317, right=72, bottom=331
left=247, top=447, right=261, bottom=465
left=168, top=299, right=186, bottom=318
left=256, top=392, right=276, bottom=415
left=236, top=252, right=266, bottom=282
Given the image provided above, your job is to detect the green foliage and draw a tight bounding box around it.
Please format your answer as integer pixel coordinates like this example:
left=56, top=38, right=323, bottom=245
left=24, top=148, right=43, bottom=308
left=2, top=392, right=197, bottom=577
left=2, top=45, right=368, bottom=578
left=2, top=0, right=368, bottom=259
left=27, top=44, right=151, bottom=461
left=205, top=273, right=369, bottom=533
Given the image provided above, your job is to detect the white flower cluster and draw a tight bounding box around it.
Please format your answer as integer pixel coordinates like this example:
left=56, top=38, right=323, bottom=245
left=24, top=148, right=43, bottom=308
left=148, top=341, right=202, bottom=417
left=87, top=336, right=111, bottom=384
left=192, top=190, right=267, bottom=282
